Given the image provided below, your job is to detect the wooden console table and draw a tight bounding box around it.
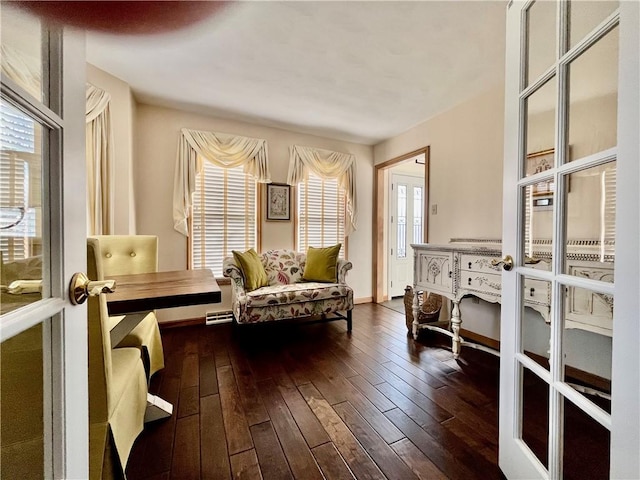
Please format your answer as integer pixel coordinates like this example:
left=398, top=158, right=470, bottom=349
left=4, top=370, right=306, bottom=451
left=412, top=239, right=613, bottom=358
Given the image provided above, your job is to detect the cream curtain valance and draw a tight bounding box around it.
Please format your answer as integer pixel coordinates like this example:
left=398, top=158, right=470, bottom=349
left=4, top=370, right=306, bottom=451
left=86, top=83, right=114, bottom=236
left=173, top=128, right=271, bottom=235
left=287, top=145, right=357, bottom=234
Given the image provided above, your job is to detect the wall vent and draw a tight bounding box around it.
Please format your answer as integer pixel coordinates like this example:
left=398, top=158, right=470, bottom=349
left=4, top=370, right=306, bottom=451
left=205, top=311, right=234, bottom=326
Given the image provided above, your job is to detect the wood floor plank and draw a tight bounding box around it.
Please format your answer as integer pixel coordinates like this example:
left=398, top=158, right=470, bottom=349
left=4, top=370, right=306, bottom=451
left=250, top=421, right=293, bottom=480
left=390, top=438, right=448, bottom=480
left=181, top=353, right=200, bottom=388
left=256, top=379, right=324, bottom=480
left=200, top=354, right=218, bottom=397
left=347, top=375, right=396, bottom=412
left=298, top=383, right=385, bottom=480
left=200, top=394, right=231, bottom=480
left=312, top=442, right=356, bottom=480
left=333, top=401, right=417, bottom=479
left=177, top=385, right=199, bottom=418
left=344, top=388, right=405, bottom=445
left=228, top=348, right=270, bottom=426
left=230, top=449, right=263, bottom=480
left=171, top=414, right=200, bottom=480
left=217, top=365, right=254, bottom=455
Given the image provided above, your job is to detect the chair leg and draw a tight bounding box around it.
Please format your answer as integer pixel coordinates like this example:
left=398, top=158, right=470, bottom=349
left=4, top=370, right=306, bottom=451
left=346, top=309, right=352, bottom=332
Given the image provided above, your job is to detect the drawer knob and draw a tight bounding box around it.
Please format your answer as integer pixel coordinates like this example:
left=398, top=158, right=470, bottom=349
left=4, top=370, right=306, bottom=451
left=448, top=271, right=452, bottom=278
left=468, top=262, right=472, bottom=269
left=468, top=278, right=472, bottom=286
left=530, top=287, right=535, bottom=297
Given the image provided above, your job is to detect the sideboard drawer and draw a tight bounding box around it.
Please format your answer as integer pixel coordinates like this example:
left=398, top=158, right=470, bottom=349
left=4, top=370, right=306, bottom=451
left=460, top=254, right=502, bottom=274
left=523, top=278, right=549, bottom=306
left=415, top=251, right=454, bottom=294
left=460, top=271, right=502, bottom=297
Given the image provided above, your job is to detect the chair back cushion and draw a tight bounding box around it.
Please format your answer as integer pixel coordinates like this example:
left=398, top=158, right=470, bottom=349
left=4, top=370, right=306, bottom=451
left=90, top=235, right=158, bottom=276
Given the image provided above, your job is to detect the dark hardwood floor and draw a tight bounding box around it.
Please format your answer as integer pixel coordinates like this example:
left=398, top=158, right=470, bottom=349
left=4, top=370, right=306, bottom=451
left=125, top=303, right=607, bottom=480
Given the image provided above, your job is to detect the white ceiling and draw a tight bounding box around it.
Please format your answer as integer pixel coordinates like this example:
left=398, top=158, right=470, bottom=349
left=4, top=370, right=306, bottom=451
left=86, top=1, right=508, bottom=145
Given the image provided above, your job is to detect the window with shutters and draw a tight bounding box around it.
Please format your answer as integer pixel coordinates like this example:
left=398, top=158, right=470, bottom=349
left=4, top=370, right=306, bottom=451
left=296, top=172, right=346, bottom=257
left=190, top=161, right=258, bottom=276
left=1, top=102, right=38, bottom=261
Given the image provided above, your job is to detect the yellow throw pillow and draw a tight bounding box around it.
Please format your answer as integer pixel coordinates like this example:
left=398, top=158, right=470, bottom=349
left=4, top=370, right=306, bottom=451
left=303, top=244, right=342, bottom=283
left=232, top=248, right=269, bottom=291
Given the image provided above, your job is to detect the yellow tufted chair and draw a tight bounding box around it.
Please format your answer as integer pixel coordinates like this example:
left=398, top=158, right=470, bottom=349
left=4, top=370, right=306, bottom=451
left=89, top=235, right=165, bottom=378
left=87, top=238, right=148, bottom=479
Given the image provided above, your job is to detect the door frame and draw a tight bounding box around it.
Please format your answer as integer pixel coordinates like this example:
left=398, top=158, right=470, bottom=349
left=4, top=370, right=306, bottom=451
left=373, top=146, right=429, bottom=303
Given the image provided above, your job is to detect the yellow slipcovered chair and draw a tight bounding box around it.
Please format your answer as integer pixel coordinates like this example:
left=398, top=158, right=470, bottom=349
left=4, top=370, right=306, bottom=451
left=87, top=238, right=148, bottom=478
left=90, top=235, right=164, bottom=378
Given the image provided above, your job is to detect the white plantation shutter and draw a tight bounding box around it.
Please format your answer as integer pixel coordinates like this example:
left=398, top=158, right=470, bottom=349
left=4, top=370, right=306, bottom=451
left=191, top=161, right=257, bottom=276
left=1, top=103, right=37, bottom=261
left=297, top=172, right=345, bottom=256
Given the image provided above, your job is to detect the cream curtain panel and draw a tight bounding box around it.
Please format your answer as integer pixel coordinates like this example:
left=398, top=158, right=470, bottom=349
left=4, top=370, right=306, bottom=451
left=86, top=84, right=114, bottom=235
left=173, top=128, right=271, bottom=235
left=287, top=145, right=357, bottom=234
left=0, top=44, right=41, bottom=99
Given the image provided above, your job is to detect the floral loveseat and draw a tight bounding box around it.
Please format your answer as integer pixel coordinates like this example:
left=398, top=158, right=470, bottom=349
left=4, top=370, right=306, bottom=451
left=223, top=249, right=354, bottom=331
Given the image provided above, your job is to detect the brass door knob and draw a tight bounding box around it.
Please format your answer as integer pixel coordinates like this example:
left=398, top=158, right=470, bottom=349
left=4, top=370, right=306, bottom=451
left=70, top=272, right=116, bottom=305
left=491, top=255, right=514, bottom=271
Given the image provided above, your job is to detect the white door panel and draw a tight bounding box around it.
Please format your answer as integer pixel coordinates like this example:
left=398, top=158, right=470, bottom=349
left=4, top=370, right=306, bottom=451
left=0, top=7, right=88, bottom=478
left=500, top=1, right=638, bottom=479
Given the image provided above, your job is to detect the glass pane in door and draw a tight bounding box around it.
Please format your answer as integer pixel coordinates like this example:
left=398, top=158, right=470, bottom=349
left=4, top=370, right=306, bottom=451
left=524, top=79, right=557, bottom=179
left=526, top=0, right=557, bottom=87
left=397, top=184, right=406, bottom=258
left=413, top=186, right=423, bottom=244
left=0, top=322, right=47, bottom=478
left=522, top=185, right=553, bottom=270
left=569, top=0, right=618, bottom=49
left=563, top=395, right=611, bottom=479
left=521, top=276, right=552, bottom=368
left=1, top=100, right=46, bottom=315
left=564, top=162, right=616, bottom=278
left=0, top=5, right=44, bottom=102
left=563, top=285, right=612, bottom=413
left=567, top=26, right=618, bottom=162
left=521, top=366, right=550, bottom=469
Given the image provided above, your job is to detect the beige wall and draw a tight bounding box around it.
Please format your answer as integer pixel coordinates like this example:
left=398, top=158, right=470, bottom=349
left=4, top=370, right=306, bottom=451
left=134, top=104, right=374, bottom=322
left=87, top=64, right=137, bottom=234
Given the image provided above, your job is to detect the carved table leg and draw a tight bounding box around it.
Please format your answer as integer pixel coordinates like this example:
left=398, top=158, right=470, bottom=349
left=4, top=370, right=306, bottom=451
left=412, top=289, right=420, bottom=340
left=451, top=299, right=462, bottom=358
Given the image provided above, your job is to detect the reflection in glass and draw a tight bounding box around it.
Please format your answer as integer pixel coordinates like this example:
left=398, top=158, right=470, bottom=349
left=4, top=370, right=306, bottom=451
left=521, top=365, right=549, bottom=469
left=564, top=162, right=615, bottom=278
left=568, top=26, right=618, bottom=162
left=526, top=0, right=557, bottom=87
left=0, top=6, right=43, bottom=102
left=569, top=0, right=618, bottom=49
left=525, top=79, right=557, bottom=179
left=0, top=323, right=45, bottom=478
left=563, top=284, right=612, bottom=414
left=522, top=185, right=552, bottom=270
left=563, top=395, right=610, bottom=480
left=1, top=100, right=44, bottom=315
left=397, top=184, right=407, bottom=258
left=521, top=276, right=552, bottom=369
left=413, top=186, right=423, bottom=244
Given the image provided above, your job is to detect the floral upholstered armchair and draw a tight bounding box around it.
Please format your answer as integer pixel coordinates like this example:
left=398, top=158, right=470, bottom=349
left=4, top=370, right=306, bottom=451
left=223, top=249, right=354, bottom=331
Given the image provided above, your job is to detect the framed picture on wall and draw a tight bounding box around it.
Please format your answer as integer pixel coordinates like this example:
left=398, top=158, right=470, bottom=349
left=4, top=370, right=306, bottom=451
left=526, top=148, right=555, bottom=195
left=266, top=183, right=290, bottom=221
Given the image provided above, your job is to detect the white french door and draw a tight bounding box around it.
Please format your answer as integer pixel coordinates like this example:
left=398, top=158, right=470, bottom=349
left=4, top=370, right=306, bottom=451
left=0, top=6, right=88, bottom=479
left=500, top=1, right=639, bottom=479
left=389, top=173, right=424, bottom=298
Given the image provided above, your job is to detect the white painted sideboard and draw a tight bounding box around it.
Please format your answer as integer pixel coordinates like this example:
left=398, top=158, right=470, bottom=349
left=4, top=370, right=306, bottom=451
left=411, top=239, right=614, bottom=358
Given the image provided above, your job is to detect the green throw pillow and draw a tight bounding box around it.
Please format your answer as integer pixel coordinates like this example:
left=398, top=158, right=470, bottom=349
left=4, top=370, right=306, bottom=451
left=303, top=244, right=342, bottom=283
left=232, top=248, right=269, bottom=291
